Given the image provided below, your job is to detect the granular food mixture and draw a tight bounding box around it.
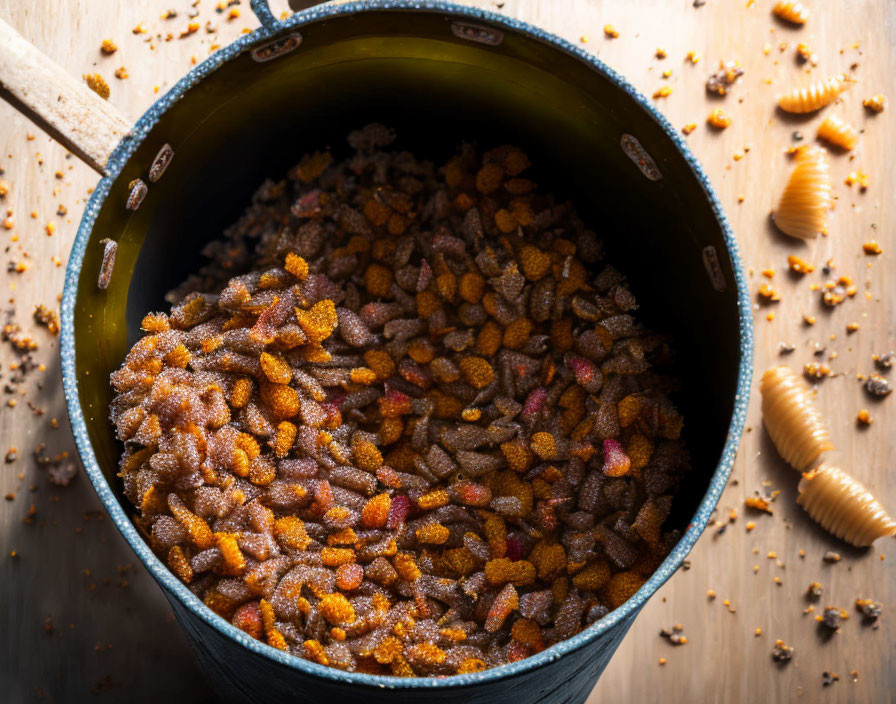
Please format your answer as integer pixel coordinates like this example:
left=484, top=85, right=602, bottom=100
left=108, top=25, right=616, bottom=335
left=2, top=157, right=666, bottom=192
left=110, top=125, right=690, bottom=676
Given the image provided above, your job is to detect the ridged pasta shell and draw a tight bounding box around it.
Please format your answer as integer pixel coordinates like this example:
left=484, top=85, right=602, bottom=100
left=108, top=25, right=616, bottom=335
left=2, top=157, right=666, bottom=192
left=772, top=146, right=831, bottom=239
left=778, top=74, right=852, bottom=114
left=760, top=366, right=834, bottom=470
left=817, top=115, right=859, bottom=150
left=772, top=0, right=810, bottom=24
left=798, top=465, right=896, bottom=547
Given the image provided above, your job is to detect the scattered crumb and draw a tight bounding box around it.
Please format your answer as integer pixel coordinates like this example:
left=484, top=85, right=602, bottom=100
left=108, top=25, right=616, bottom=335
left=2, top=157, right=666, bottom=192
left=845, top=170, right=870, bottom=190
left=863, top=94, right=886, bottom=113
left=707, top=108, right=732, bottom=129
left=745, top=496, right=773, bottom=514
left=822, top=671, right=839, bottom=687
left=804, top=362, right=831, bottom=380
left=659, top=624, right=688, bottom=645
left=705, top=60, right=743, bottom=95
left=83, top=74, right=110, bottom=99
left=819, top=607, right=848, bottom=631
left=772, top=640, right=794, bottom=663
left=33, top=305, right=60, bottom=335
left=864, top=374, right=892, bottom=397
left=787, top=255, right=814, bottom=274
left=873, top=351, right=894, bottom=370
left=757, top=283, right=780, bottom=301
left=855, top=598, right=882, bottom=622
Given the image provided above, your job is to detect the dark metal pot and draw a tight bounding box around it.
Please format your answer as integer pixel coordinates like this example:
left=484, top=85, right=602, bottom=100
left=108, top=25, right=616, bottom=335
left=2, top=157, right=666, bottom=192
left=49, top=2, right=752, bottom=702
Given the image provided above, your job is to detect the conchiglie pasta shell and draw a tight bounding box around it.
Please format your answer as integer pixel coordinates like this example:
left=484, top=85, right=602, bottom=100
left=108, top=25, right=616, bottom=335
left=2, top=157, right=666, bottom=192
left=798, top=465, right=896, bottom=547
left=817, top=115, right=859, bottom=150
left=760, top=366, right=833, bottom=470
left=772, top=146, right=831, bottom=239
left=772, top=0, right=810, bottom=24
left=778, top=74, right=852, bottom=114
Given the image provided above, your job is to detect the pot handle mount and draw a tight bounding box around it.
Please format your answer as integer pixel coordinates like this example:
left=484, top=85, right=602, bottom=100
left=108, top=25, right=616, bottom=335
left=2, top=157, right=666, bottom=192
left=0, top=17, right=132, bottom=176
left=251, top=1, right=327, bottom=31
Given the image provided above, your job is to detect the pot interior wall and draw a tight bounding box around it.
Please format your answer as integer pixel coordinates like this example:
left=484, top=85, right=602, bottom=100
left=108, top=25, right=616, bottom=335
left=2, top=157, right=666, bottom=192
left=73, top=9, right=741, bottom=534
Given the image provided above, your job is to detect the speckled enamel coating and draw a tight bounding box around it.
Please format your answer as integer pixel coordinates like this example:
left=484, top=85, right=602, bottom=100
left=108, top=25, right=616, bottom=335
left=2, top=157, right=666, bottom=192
left=60, top=1, right=754, bottom=701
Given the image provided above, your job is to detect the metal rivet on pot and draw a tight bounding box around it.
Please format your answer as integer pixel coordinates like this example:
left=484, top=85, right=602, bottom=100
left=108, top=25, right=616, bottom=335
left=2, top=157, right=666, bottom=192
left=149, top=144, right=174, bottom=182
left=126, top=179, right=148, bottom=211
left=620, top=134, right=662, bottom=181
left=251, top=32, right=303, bottom=62
left=97, top=238, right=118, bottom=290
left=450, top=22, right=504, bottom=46
left=702, top=245, right=727, bottom=292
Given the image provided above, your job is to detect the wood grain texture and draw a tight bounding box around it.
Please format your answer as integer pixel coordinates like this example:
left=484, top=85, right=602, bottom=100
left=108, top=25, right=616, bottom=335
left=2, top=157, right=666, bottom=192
left=0, top=1, right=893, bottom=702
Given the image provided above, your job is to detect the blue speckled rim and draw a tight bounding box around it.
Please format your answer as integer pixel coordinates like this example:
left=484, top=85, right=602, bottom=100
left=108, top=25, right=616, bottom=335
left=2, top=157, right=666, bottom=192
left=60, top=0, right=753, bottom=689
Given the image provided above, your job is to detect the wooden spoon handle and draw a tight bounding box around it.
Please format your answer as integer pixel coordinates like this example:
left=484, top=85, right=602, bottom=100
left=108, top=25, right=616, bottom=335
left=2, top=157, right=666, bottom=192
left=0, top=17, right=132, bottom=175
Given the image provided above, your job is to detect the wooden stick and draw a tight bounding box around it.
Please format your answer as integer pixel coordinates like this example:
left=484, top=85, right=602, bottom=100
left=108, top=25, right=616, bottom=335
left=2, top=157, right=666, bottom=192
left=0, top=17, right=131, bottom=175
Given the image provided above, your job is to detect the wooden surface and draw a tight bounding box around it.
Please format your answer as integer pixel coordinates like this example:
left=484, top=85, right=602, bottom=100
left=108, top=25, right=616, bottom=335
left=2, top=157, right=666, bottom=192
left=1, top=1, right=893, bottom=701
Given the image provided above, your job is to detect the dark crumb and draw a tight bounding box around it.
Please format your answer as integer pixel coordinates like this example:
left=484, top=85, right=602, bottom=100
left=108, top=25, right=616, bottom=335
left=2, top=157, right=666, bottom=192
left=864, top=374, right=892, bottom=397
left=855, top=598, right=882, bottom=621
left=823, top=551, right=841, bottom=563
left=33, top=305, right=60, bottom=335
left=806, top=582, right=823, bottom=599
left=792, top=131, right=804, bottom=141
left=777, top=342, right=795, bottom=354
left=705, top=60, right=744, bottom=95
left=873, top=351, right=894, bottom=370
left=681, top=560, right=691, bottom=571
left=822, top=671, right=839, bottom=687
left=820, top=607, right=848, bottom=630
left=659, top=624, right=688, bottom=645
left=2, top=317, right=38, bottom=351
left=4, top=448, right=16, bottom=463
left=693, top=0, right=706, bottom=6
left=772, top=639, right=794, bottom=663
